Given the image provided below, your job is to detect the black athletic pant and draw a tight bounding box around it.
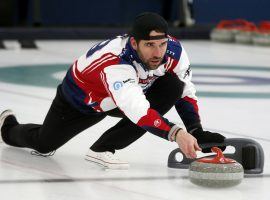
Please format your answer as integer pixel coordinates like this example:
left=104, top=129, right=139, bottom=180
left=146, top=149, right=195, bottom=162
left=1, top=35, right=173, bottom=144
left=2, top=73, right=184, bottom=154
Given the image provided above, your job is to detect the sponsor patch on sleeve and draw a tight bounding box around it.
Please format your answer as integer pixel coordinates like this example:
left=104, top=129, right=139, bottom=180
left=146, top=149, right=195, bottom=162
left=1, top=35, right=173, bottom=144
left=113, top=81, right=123, bottom=90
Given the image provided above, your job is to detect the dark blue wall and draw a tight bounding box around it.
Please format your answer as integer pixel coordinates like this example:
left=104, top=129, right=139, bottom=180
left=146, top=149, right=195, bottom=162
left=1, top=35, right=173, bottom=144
left=39, top=0, right=163, bottom=26
left=194, top=0, right=270, bottom=24
left=22, top=0, right=270, bottom=26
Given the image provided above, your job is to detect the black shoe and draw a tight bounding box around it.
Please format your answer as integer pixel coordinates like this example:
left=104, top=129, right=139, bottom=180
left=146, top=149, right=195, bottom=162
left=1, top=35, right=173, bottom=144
left=0, top=110, right=15, bottom=143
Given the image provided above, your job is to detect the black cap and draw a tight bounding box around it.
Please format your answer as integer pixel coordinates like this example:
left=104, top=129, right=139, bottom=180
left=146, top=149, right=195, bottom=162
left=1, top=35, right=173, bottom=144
left=130, top=12, right=168, bottom=40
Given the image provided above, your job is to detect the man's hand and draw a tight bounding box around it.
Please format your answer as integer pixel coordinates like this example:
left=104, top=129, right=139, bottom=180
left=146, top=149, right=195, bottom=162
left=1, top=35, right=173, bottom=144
left=175, top=129, right=202, bottom=159
left=191, top=128, right=226, bottom=153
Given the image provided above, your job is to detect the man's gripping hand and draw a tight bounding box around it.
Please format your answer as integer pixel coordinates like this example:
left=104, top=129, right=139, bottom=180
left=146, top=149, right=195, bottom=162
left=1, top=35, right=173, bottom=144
left=175, top=129, right=202, bottom=159
left=191, top=128, right=226, bottom=153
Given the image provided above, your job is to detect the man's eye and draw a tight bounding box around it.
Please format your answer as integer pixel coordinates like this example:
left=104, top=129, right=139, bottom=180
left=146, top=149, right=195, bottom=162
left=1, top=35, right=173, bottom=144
left=145, top=43, right=153, bottom=47
left=160, top=42, right=167, bottom=47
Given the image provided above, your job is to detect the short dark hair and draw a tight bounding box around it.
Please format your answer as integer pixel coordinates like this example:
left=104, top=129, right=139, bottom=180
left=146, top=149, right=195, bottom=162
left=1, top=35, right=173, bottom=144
left=130, top=12, right=168, bottom=42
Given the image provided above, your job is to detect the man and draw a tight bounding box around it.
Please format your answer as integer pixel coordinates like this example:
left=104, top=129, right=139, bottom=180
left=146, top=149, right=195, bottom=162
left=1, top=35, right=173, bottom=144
left=0, top=12, right=225, bottom=169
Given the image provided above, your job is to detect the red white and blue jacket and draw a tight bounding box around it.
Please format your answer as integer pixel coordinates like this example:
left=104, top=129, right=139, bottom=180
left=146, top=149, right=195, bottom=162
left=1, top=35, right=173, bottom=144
left=61, top=35, right=200, bottom=140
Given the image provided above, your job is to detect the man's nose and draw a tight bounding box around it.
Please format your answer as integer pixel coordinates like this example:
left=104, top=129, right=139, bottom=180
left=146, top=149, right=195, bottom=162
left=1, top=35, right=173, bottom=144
left=153, top=46, right=162, bottom=58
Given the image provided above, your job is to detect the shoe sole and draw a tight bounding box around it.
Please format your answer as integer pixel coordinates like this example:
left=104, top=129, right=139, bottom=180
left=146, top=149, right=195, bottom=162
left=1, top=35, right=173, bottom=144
left=85, top=155, right=129, bottom=170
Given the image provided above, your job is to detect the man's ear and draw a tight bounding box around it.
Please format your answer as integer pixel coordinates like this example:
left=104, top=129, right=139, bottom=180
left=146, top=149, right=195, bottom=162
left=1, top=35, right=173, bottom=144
left=130, top=37, right=138, bottom=50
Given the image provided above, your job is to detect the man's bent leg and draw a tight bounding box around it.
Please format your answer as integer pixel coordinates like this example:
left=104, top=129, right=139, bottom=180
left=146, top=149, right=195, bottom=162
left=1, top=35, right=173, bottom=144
left=2, top=86, right=106, bottom=153
left=90, top=73, right=184, bottom=153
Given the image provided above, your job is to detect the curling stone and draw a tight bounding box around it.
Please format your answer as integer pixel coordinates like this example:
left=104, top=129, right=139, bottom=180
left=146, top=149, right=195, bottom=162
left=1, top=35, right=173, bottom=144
left=252, top=32, right=270, bottom=46
left=210, top=28, right=236, bottom=42
left=189, top=147, right=244, bottom=187
left=235, top=22, right=257, bottom=44
left=252, top=21, right=270, bottom=46
left=210, top=19, right=250, bottom=43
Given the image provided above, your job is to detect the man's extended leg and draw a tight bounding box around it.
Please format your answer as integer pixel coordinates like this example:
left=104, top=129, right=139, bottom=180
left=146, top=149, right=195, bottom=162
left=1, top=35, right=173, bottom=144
left=1, top=86, right=106, bottom=153
left=90, top=73, right=184, bottom=153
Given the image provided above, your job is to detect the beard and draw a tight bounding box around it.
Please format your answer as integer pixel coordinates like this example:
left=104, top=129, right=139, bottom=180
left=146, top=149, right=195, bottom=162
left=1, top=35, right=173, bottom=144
left=137, top=50, right=163, bottom=70
left=146, top=57, right=163, bottom=69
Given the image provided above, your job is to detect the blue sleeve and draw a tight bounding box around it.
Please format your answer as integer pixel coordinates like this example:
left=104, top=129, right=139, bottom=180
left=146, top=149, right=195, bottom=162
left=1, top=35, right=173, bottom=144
left=175, top=97, right=202, bottom=132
